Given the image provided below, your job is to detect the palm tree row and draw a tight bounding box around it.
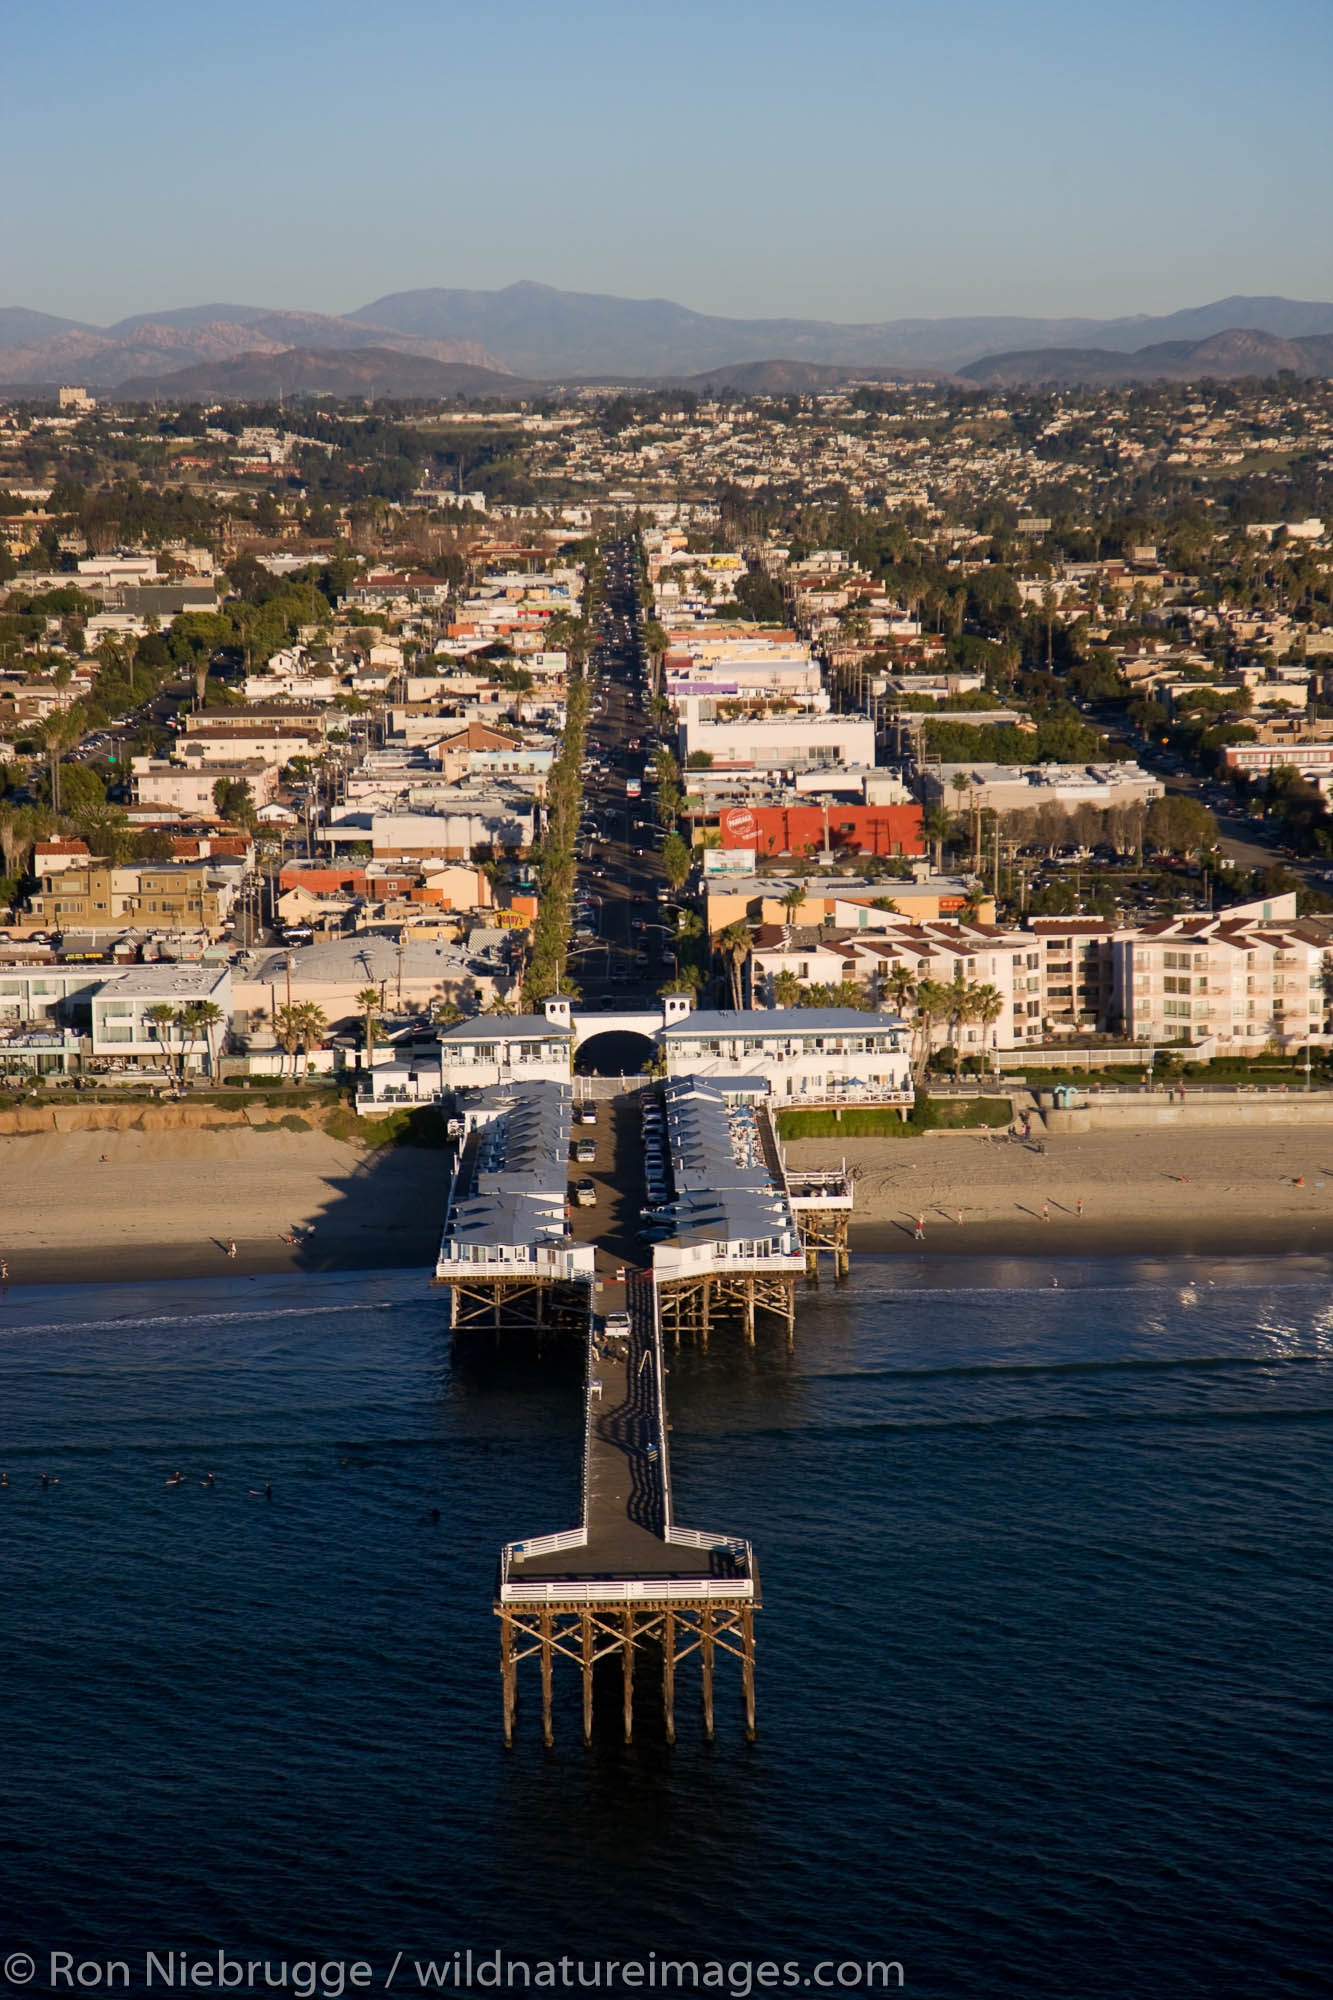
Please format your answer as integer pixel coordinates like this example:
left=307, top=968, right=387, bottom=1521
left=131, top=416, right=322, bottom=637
left=899, top=967, right=1004, bottom=1084
left=269, top=1001, right=329, bottom=1081
left=144, top=999, right=228, bottom=1082
left=521, top=585, right=598, bottom=1008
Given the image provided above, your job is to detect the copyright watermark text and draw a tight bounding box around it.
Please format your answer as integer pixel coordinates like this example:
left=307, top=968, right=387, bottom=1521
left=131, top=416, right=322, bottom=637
left=0, top=1951, right=904, bottom=1996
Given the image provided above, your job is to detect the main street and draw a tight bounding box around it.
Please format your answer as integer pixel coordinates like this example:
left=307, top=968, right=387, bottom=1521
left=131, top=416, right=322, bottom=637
left=568, top=540, right=676, bottom=1064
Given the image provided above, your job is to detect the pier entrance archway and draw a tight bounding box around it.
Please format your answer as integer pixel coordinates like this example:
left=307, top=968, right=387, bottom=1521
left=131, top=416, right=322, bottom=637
left=574, top=1028, right=656, bottom=1077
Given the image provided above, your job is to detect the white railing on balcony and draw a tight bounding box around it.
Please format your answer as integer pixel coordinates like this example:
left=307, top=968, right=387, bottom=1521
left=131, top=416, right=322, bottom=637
left=499, top=1576, right=756, bottom=1605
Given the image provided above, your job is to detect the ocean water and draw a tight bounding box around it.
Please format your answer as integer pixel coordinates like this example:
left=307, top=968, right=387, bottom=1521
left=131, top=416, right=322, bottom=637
left=1, top=1257, right=1331, bottom=1998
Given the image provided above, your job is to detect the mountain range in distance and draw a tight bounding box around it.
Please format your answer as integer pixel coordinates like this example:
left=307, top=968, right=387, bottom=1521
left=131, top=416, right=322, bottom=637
left=3, top=282, right=1333, bottom=396
left=959, top=326, right=1333, bottom=388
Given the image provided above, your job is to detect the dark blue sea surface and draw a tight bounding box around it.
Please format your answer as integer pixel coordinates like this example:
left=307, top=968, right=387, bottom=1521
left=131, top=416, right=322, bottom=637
left=1, top=1257, right=1331, bottom=1997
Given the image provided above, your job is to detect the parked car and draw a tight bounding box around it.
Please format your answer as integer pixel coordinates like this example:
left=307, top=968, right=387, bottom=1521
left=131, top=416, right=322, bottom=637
left=602, top=1311, right=632, bottom=1340
left=575, top=1138, right=597, bottom=1164
left=577, top=1105, right=597, bottom=1126
left=573, top=1178, right=597, bottom=1207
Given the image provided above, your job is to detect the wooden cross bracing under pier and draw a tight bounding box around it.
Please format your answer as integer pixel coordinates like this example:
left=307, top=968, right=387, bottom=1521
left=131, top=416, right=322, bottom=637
left=656, top=1269, right=797, bottom=1348
left=791, top=1205, right=851, bottom=1281
left=498, top=1600, right=757, bottom=1747
left=440, top=1274, right=591, bottom=1336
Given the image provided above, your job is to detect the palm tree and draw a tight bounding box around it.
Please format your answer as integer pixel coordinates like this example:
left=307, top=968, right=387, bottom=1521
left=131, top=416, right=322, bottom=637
left=716, top=920, right=753, bottom=1009
left=972, top=983, right=1004, bottom=1075
left=945, top=964, right=973, bottom=1059
left=922, top=805, right=952, bottom=874
left=144, top=1003, right=177, bottom=1078
left=887, top=963, right=916, bottom=1020
left=662, top=831, right=691, bottom=890
left=41, top=709, right=83, bottom=816
left=772, top=969, right=802, bottom=1010
left=293, top=1003, right=328, bottom=1081
left=188, top=1000, right=226, bottom=1081
left=356, top=986, right=383, bottom=1061
left=272, top=1004, right=304, bottom=1080
left=779, top=883, right=806, bottom=924
left=175, top=1008, right=222, bottom=1088
left=910, top=977, right=950, bottom=1086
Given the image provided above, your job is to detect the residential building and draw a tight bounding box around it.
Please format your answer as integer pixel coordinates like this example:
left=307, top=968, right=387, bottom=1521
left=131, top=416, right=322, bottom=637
left=134, top=758, right=277, bottom=815
left=659, top=1007, right=912, bottom=1105
left=90, top=965, right=232, bottom=1071
left=26, top=858, right=242, bottom=933
left=917, top=762, right=1162, bottom=817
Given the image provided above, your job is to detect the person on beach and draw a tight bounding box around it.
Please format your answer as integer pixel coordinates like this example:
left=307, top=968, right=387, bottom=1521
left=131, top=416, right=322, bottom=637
left=1042, top=1201, right=1050, bottom=1221
left=227, top=1241, right=237, bottom=1259
left=1076, top=1198, right=1084, bottom=1217
left=914, top=1213, right=926, bottom=1240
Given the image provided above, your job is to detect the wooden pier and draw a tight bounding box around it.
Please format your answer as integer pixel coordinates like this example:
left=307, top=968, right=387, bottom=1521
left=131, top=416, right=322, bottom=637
left=446, top=1081, right=852, bottom=1745
left=496, top=1274, right=759, bottom=1745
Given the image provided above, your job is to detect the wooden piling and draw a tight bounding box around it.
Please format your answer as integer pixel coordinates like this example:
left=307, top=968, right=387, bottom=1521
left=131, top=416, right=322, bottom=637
left=540, top=1607, right=554, bottom=1747
left=501, top=1613, right=515, bottom=1748
left=741, top=1606, right=756, bottom=1741
left=622, top=1607, right=635, bottom=1743
left=581, top=1610, right=594, bottom=1745
left=701, top=1603, right=715, bottom=1742
left=663, top=1608, right=676, bottom=1745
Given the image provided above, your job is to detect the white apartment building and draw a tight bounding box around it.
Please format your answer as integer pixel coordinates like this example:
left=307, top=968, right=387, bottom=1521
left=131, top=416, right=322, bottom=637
left=745, top=895, right=1333, bottom=1055
left=89, top=965, right=232, bottom=1071
left=1119, top=905, right=1332, bottom=1053
left=659, top=1008, right=912, bottom=1105
left=134, top=759, right=277, bottom=814
left=678, top=710, right=875, bottom=770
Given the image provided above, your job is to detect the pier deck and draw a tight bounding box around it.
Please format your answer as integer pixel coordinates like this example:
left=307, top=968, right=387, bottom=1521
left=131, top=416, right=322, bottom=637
left=469, top=1078, right=845, bottom=1744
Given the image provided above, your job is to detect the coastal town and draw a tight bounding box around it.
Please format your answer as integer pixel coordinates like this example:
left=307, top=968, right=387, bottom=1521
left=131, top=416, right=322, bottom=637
left=1, top=373, right=1333, bottom=1292
left=6, top=0, right=1331, bottom=1983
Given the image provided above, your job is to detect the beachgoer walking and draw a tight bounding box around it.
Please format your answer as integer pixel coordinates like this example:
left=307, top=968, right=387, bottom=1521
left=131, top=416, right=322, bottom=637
left=227, top=1241, right=237, bottom=1259
left=1076, top=1197, right=1084, bottom=1217
left=1042, top=1201, right=1050, bottom=1222
left=914, top=1213, right=926, bottom=1241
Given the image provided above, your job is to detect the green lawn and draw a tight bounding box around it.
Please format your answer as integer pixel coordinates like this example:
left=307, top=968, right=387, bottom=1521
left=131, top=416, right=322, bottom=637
left=777, top=1097, right=1012, bottom=1140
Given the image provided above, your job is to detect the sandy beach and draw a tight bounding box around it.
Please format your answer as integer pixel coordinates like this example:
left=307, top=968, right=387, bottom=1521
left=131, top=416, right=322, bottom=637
left=4, top=1121, right=1333, bottom=1288
left=785, top=1125, right=1333, bottom=1260
left=0, top=1128, right=449, bottom=1285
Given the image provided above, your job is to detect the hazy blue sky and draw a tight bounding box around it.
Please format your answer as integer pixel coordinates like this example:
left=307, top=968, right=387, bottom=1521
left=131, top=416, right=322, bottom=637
left=7, top=0, right=1332, bottom=325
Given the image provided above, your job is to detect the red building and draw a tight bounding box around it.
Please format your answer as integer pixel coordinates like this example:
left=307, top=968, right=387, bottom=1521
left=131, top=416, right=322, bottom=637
left=717, top=802, right=924, bottom=859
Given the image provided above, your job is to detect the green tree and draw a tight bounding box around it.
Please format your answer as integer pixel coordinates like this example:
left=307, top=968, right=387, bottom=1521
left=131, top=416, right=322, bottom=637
left=716, top=920, right=753, bottom=1010
left=293, top=1002, right=328, bottom=1080
left=922, top=805, right=952, bottom=873
left=50, top=761, right=106, bottom=823
left=662, top=831, right=691, bottom=890
left=212, top=777, right=258, bottom=829
left=40, top=709, right=83, bottom=815
left=145, top=1003, right=178, bottom=1078
left=272, top=1004, right=304, bottom=1080
left=910, top=977, right=951, bottom=1086
left=356, top=985, right=383, bottom=1059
